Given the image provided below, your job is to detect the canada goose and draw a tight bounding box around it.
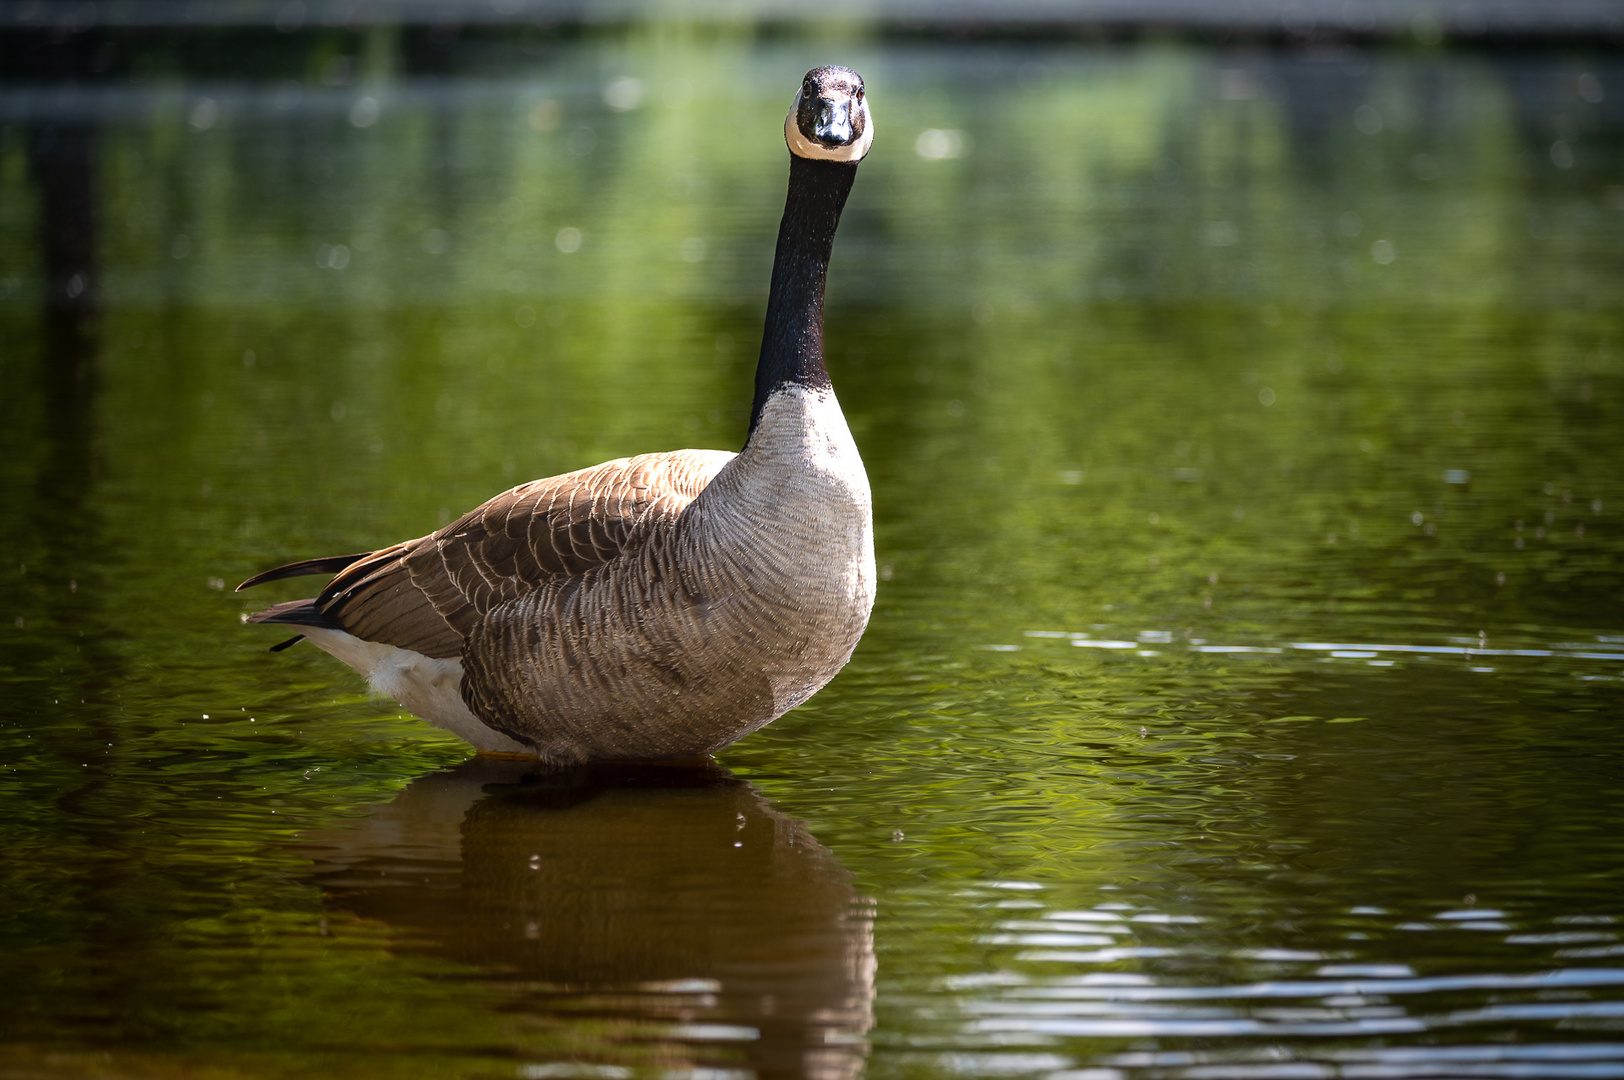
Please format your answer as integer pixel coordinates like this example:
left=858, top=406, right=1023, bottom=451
left=240, top=66, right=876, bottom=763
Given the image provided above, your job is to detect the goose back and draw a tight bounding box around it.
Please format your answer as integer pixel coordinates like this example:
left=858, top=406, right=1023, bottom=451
left=251, top=449, right=733, bottom=660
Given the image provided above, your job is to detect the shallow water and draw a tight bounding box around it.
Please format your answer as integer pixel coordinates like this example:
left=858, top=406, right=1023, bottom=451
left=2, top=33, right=1623, bottom=1080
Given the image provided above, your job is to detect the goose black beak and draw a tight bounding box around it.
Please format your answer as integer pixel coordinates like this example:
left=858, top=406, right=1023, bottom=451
left=812, top=97, right=856, bottom=147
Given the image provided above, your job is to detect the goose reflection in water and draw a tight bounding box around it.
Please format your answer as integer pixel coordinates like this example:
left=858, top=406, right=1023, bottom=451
left=302, top=759, right=874, bottom=1080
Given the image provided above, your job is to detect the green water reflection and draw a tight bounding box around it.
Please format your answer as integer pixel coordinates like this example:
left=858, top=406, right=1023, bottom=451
left=2, top=33, right=1622, bottom=1080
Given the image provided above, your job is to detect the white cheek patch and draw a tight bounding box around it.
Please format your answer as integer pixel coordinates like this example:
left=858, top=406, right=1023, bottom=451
left=784, top=93, right=874, bottom=163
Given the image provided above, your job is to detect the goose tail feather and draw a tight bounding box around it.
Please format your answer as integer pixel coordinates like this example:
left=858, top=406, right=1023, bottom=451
left=244, top=597, right=341, bottom=629
left=236, top=552, right=372, bottom=592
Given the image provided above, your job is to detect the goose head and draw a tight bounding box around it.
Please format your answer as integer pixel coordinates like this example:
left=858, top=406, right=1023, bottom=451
left=785, top=66, right=873, bottom=163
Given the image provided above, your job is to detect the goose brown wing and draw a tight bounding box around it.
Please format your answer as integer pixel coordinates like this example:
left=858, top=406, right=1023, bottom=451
left=313, top=449, right=733, bottom=659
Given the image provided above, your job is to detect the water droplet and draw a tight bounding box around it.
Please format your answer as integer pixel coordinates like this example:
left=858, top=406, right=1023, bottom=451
left=348, top=96, right=380, bottom=128
left=915, top=128, right=964, bottom=161
left=603, top=76, right=644, bottom=112
left=188, top=97, right=219, bottom=131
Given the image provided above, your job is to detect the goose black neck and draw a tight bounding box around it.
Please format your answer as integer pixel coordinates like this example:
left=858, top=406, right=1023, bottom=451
left=746, top=154, right=858, bottom=444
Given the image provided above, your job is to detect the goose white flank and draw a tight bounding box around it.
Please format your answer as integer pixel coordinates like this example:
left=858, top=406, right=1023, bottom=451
left=240, top=66, right=878, bottom=764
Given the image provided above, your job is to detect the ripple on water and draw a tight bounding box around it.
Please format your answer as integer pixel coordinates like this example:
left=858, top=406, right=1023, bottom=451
left=888, top=898, right=1624, bottom=1077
